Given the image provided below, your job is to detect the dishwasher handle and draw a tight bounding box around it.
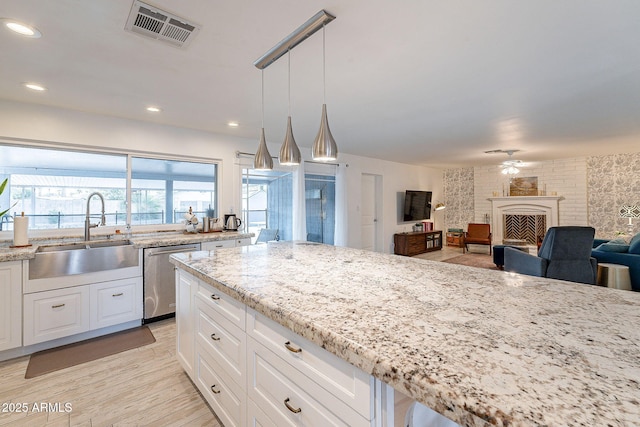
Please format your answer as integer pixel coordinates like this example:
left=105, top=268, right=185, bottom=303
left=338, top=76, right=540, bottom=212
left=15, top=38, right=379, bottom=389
left=147, top=247, right=199, bottom=256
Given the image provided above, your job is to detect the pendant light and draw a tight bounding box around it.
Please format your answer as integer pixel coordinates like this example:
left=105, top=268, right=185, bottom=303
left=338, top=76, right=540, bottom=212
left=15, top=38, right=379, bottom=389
left=279, top=50, right=301, bottom=166
left=254, top=70, right=273, bottom=170
left=312, top=24, right=338, bottom=162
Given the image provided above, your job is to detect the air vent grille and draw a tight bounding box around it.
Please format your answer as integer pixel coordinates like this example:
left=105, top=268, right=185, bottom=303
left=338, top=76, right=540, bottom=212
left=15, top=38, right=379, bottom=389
left=125, top=1, right=200, bottom=49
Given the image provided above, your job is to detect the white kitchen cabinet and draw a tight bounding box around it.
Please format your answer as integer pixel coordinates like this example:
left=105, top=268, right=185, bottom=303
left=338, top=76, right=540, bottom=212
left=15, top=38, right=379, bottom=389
left=90, top=277, right=142, bottom=329
left=23, top=285, right=91, bottom=346
left=247, top=336, right=367, bottom=427
left=195, top=348, right=246, bottom=427
left=176, top=267, right=198, bottom=377
left=201, top=237, right=251, bottom=251
left=202, top=240, right=236, bottom=250
left=0, top=261, right=22, bottom=351
left=175, top=268, right=385, bottom=427
left=235, top=237, right=251, bottom=246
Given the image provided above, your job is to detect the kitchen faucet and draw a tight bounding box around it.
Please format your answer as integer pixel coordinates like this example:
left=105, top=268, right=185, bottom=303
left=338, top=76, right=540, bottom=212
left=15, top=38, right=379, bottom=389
left=85, top=192, right=106, bottom=241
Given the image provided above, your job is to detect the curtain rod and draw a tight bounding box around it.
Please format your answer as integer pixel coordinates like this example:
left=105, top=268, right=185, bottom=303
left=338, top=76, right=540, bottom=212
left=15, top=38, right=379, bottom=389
left=236, top=150, right=340, bottom=167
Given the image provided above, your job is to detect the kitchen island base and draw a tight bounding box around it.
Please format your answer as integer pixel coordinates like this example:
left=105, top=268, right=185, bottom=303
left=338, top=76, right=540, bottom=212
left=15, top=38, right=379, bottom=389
left=175, top=268, right=430, bottom=427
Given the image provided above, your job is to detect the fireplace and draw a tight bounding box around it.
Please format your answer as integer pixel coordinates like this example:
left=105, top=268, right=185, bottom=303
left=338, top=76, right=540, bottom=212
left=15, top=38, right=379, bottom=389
left=504, top=214, right=547, bottom=244
left=489, top=196, right=562, bottom=245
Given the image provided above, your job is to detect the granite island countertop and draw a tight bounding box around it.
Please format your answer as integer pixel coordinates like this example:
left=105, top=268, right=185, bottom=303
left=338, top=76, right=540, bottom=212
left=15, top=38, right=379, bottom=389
left=0, top=230, right=253, bottom=262
left=170, top=241, right=640, bottom=427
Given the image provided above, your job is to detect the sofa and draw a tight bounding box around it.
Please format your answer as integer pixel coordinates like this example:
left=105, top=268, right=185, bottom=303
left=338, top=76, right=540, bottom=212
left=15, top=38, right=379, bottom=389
left=591, top=233, right=640, bottom=292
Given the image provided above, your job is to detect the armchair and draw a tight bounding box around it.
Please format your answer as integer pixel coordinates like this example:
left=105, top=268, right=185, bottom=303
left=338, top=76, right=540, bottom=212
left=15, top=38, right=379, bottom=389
left=504, top=226, right=597, bottom=284
left=464, top=223, right=492, bottom=254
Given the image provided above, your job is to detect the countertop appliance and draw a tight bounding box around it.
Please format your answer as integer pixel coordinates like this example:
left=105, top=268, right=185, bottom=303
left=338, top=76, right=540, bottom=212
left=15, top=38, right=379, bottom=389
left=143, top=243, right=200, bottom=323
left=224, top=213, right=242, bottom=231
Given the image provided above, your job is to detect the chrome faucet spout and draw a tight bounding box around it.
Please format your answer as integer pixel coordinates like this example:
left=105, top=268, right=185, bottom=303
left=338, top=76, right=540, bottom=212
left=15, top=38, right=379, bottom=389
left=85, top=192, right=106, bottom=241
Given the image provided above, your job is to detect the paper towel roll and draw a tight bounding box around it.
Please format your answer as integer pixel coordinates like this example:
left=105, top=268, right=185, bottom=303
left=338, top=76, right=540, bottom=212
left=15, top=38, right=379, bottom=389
left=13, top=214, right=28, bottom=247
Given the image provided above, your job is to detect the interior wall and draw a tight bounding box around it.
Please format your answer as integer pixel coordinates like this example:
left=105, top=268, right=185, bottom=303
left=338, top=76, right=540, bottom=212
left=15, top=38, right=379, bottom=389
left=444, top=153, right=640, bottom=239
left=0, top=100, right=443, bottom=251
left=587, top=152, right=640, bottom=239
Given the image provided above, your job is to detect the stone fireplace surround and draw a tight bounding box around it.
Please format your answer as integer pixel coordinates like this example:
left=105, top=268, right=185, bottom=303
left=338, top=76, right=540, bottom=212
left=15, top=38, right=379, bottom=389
left=488, top=196, right=563, bottom=245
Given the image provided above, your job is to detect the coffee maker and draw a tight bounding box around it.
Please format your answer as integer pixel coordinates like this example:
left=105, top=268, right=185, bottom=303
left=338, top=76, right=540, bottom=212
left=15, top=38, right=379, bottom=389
left=224, top=214, right=242, bottom=231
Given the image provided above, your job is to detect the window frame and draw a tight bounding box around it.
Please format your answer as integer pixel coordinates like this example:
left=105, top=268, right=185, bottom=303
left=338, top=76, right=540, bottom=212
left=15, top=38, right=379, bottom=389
left=0, top=140, right=221, bottom=238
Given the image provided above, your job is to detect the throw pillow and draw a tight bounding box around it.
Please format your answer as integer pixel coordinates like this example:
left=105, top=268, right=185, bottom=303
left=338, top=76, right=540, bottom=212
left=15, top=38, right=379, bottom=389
left=628, top=233, right=640, bottom=254
left=596, top=238, right=629, bottom=253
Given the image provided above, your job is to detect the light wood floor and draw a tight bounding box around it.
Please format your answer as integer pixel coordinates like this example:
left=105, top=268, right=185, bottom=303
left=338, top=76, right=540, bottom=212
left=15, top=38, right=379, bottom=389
left=0, top=319, right=221, bottom=427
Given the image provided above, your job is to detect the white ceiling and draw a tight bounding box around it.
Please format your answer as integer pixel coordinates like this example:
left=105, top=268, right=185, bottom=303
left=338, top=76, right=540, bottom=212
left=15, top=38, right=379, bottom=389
left=2, top=0, right=640, bottom=168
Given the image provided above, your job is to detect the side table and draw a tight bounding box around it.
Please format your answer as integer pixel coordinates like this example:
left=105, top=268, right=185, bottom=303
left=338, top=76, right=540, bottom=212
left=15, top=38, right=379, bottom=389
left=597, top=263, right=632, bottom=290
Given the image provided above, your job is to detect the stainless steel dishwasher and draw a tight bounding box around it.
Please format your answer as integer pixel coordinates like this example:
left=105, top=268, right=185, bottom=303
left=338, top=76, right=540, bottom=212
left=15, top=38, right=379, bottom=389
left=143, top=243, right=200, bottom=323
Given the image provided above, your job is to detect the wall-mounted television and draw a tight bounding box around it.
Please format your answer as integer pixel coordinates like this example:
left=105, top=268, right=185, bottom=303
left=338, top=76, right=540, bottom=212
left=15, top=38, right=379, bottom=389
left=403, top=190, right=432, bottom=221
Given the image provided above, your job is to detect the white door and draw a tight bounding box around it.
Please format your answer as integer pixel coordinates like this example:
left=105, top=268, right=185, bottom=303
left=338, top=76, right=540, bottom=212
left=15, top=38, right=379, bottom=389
left=361, top=174, right=381, bottom=251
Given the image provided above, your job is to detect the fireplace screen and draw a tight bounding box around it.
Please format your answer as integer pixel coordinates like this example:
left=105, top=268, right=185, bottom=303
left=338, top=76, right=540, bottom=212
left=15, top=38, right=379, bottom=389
left=504, top=214, right=546, bottom=244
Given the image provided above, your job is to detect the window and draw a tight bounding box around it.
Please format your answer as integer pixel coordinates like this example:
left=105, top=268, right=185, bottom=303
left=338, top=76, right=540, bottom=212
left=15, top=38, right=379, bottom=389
left=305, top=173, right=335, bottom=244
left=241, top=162, right=336, bottom=244
left=241, top=168, right=292, bottom=241
left=131, top=157, right=217, bottom=225
left=0, top=144, right=218, bottom=231
left=0, top=145, right=126, bottom=230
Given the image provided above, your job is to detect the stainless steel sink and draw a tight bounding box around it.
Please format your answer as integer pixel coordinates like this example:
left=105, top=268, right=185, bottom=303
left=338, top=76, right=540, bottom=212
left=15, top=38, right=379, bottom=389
left=29, top=240, right=139, bottom=280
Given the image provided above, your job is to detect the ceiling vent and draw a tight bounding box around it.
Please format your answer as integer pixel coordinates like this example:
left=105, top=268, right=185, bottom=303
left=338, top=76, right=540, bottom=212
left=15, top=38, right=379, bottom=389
left=125, top=1, right=200, bottom=48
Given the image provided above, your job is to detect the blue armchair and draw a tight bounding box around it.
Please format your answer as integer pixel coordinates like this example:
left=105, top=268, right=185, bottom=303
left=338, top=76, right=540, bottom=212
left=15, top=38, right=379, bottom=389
left=504, top=226, right=597, bottom=284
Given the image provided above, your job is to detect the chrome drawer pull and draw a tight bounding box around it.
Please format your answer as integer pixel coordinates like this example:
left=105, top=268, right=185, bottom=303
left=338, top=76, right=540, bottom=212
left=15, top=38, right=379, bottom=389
left=284, top=341, right=302, bottom=353
left=211, top=294, right=221, bottom=301
left=210, top=385, right=221, bottom=394
left=112, top=293, right=124, bottom=297
left=210, top=333, right=220, bottom=341
left=51, top=303, right=65, bottom=309
left=284, top=398, right=301, bottom=414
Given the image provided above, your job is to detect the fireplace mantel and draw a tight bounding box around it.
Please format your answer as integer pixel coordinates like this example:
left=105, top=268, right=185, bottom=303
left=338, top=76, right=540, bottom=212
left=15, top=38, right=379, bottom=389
left=488, top=196, right=564, bottom=244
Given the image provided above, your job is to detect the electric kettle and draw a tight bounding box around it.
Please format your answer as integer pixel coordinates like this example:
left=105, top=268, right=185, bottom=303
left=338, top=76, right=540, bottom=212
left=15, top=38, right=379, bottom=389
left=224, top=214, right=242, bottom=231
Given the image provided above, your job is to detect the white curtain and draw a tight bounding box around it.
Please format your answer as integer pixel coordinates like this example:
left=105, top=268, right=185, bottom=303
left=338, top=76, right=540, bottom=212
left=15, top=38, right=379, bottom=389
left=292, top=161, right=307, bottom=241
left=334, top=163, right=348, bottom=246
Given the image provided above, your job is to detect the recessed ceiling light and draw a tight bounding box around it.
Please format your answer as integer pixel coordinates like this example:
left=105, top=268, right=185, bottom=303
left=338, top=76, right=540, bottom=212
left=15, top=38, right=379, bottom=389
left=2, top=19, right=42, bottom=38
left=146, top=106, right=161, bottom=112
left=23, top=83, right=46, bottom=91
left=227, top=122, right=239, bottom=127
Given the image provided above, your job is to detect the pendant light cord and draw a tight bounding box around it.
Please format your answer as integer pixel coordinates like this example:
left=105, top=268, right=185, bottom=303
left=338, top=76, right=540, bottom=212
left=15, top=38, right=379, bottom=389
left=261, top=70, right=265, bottom=128
left=322, top=24, right=326, bottom=103
left=288, top=49, right=291, bottom=116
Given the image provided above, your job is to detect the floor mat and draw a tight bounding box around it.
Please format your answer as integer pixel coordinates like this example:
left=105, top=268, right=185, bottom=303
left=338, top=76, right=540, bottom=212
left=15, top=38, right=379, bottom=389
left=441, top=253, right=498, bottom=270
left=25, top=326, right=155, bottom=379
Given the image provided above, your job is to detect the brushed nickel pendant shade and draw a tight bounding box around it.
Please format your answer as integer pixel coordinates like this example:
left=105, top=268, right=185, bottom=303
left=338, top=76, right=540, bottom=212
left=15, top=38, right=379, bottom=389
left=279, top=50, right=301, bottom=166
left=253, top=10, right=337, bottom=168
left=312, top=104, right=337, bottom=161
left=254, top=70, right=273, bottom=170
left=312, top=24, right=337, bottom=161
left=280, top=116, right=301, bottom=165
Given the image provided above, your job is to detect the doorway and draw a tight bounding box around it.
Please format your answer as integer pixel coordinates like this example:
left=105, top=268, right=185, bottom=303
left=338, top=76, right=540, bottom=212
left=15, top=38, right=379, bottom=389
left=361, top=173, right=383, bottom=252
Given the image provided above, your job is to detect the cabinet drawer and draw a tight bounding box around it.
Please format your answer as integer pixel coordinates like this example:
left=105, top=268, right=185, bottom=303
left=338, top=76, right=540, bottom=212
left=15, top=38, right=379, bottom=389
left=202, top=239, right=236, bottom=250
left=24, top=286, right=90, bottom=345
left=195, top=294, right=246, bottom=386
left=236, top=237, right=251, bottom=247
left=248, top=337, right=368, bottom=427
left=247, top=309, right=372, bottom=419
left=195, top=347, right=245, bottom=427
left=90, top=277, right=142, bottom=329
left=197, top=281, right=245, bottom=331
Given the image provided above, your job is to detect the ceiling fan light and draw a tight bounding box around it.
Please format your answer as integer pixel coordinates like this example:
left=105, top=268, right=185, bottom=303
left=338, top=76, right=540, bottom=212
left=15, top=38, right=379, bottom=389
left=279, top=116, right=301, bottom=165
left=254, top=128, right=273, bottom=170
left=312, top=104, right=338, bottom=161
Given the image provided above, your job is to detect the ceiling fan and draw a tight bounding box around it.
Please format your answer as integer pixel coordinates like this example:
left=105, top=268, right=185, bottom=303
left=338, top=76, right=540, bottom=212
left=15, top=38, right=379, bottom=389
left=484, top=149, right=524, bottom=175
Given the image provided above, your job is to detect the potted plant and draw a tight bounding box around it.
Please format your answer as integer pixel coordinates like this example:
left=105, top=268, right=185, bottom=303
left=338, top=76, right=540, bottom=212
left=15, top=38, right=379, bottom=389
left=0, top=178, right=17, bottom=219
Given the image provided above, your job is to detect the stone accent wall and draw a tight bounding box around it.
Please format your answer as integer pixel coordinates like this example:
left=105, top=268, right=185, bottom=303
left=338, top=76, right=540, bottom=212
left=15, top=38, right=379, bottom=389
left=442, top=168, right=475, bottom=231
left=587, top=152, right=640, bottom=239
